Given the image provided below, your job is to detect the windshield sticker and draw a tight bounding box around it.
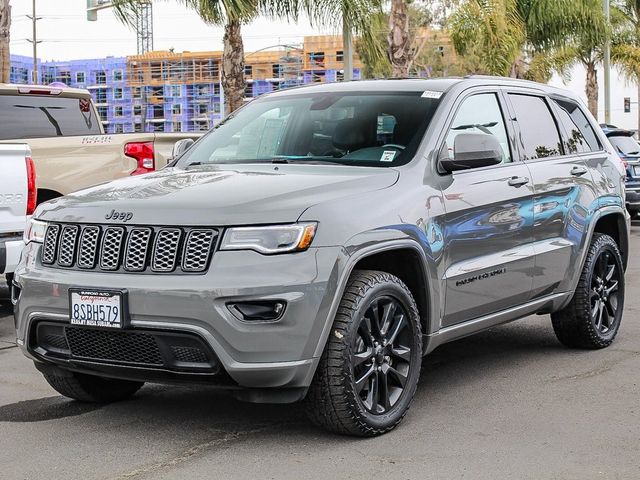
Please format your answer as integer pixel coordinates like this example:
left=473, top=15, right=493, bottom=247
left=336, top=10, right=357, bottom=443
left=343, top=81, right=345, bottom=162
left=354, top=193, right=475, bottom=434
left=421, top=90, right=442, bottom=99
left=380, top=150, right=397, bottom=162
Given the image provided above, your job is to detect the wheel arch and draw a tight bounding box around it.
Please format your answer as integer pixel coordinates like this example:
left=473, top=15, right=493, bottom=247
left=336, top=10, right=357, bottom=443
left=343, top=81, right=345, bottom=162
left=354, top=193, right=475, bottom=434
left=311, top=239, right=437, bottom=360
left=353, top=247, right=431, bottom=336
left=591, top=209, right=629, bottom=270
left=560, top=206, right=630, bottom=312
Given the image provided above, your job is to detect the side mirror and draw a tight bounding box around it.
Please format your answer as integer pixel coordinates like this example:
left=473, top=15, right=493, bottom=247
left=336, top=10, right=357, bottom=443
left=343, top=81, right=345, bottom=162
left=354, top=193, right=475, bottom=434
left=172, top=138, right=195, bottom=160
left=439, top=133, right=503, bottom=173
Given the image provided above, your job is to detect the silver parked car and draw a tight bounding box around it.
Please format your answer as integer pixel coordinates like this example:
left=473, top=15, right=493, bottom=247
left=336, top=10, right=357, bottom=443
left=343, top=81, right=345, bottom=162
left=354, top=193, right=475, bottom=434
left=14, top=77, right=629, bottom=436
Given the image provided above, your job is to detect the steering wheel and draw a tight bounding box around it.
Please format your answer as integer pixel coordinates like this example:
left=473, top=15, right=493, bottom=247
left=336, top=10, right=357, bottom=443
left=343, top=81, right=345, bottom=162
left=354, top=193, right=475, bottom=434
left=381, top=144, right=405, bottom=150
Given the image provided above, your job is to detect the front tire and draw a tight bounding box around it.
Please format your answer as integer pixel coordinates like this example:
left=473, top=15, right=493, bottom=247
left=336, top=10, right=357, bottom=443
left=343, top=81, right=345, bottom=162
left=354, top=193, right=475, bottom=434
left=41, top=368, right=144, bottom=403
left=306, top=270, right=422, bottom=436
left=551, top=233, right=624, bottom=349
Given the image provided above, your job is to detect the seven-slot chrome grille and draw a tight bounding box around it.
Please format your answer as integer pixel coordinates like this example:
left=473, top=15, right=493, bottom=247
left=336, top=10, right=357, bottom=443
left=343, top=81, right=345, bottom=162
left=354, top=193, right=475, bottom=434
left=41, top=223, right=218, bottom=274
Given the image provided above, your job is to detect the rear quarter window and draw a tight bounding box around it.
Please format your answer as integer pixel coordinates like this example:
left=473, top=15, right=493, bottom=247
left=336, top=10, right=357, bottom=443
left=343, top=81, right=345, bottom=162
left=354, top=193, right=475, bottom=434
left=551, top=97, right=602, bottom=153
left=0, top=94, right=102, bottom=140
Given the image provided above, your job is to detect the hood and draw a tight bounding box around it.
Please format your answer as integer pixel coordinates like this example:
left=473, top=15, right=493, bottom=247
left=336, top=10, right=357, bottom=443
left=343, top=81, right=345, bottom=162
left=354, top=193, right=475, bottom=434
left=35, top=163, right=399, bottom=226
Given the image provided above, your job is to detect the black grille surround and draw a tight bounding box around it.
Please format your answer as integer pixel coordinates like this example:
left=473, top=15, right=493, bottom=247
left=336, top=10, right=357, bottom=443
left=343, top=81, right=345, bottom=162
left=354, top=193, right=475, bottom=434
left=41, top=223, right=219, bottom=274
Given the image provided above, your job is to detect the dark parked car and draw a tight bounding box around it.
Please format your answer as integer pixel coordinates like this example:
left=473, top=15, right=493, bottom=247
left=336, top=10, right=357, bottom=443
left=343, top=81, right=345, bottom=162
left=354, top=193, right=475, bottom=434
left=601, top=126, right=640, bottom=216
left=14, top=77, right=629, bottom=436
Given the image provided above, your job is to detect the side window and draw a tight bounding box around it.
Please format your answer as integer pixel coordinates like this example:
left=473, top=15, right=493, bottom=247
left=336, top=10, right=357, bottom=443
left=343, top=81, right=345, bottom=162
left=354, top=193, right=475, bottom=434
left=445, top=93, right=512, bottom=163
left=551, top=97, right=602, bottom=153
left=508, top=94, right=562, bottom=160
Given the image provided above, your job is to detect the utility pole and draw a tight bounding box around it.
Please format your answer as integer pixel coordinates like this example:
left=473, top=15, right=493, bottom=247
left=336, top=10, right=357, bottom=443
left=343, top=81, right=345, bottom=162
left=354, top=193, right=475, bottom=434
left=26, top=0, right=41, bottom=84
left=87, top=1, right=153, bottom=55
left=603, top=0, right=611, bottom=123
left=342, top=14, right=353, bottom=82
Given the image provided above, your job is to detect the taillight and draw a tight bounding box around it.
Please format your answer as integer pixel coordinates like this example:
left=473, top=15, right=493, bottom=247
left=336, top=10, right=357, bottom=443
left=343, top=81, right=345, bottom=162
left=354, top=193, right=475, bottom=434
left=25, top=156, right=37, bottom=215
left=125, top=142, right=155, bottom=175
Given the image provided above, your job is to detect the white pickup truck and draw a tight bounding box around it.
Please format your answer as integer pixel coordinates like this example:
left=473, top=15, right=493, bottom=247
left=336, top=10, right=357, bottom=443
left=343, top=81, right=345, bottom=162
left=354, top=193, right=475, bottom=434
left=0, top=84, right=200, bottom=204
left=0, top=143, right=35, bottom=294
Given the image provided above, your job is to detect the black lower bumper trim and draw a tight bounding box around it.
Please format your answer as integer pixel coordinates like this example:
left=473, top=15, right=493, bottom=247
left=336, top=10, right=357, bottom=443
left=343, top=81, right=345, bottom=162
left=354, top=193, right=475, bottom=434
left=29, top=320, right=235, bottom=386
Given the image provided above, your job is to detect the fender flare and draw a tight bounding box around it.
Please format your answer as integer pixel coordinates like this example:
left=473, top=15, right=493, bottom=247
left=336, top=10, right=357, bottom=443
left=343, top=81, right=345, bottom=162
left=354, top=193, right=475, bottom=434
left=311, top=239, right=436, bottom=359
left=564, top=205, right=629, bottom=304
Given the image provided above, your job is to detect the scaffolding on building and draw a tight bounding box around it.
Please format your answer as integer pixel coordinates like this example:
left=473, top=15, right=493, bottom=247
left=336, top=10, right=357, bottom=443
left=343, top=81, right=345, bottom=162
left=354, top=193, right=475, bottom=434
left=9, top=35, right=364, bottom=134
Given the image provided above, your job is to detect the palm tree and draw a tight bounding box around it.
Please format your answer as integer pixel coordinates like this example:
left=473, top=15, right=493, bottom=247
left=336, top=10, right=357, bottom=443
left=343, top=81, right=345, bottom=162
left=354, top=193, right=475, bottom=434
left=449, top=1, right=607, bottom=74
left=449, top=0, right=524, bottom=77
left=450, top=0, right=609, bottom=117
left=0, top=0, right=10, bottom=84
left=388, top=0, right=411, bottom=77
left=113, top=0, right=382, bottom=114
left=358, top=1, right=435, bottom=78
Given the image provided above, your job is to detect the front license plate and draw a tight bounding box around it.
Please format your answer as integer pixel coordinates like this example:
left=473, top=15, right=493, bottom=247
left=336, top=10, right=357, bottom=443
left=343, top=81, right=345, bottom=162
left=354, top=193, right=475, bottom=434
left=633, top=165, right=640, bottom=177
left=69, top=288, right=126, bottom=329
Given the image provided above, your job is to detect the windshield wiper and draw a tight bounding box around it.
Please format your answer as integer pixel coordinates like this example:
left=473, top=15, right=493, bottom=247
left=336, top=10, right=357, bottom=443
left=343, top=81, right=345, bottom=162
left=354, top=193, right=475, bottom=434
left=269, top=156, right=346, bottom=165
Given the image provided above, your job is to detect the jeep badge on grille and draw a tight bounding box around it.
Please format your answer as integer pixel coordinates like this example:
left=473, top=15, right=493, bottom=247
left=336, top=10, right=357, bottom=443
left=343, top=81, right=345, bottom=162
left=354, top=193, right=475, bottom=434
left=105, top=209, right=133, bottom=222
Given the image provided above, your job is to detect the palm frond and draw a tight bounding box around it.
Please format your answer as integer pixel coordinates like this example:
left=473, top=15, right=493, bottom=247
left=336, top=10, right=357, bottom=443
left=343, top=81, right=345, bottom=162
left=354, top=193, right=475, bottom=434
left=525, top=46, right=579, bottom=82
left=523, top=0, right=608, bottom=50
left=612, top=43, right=640, bottom=82
left=450, top=0, right=525, bottom=76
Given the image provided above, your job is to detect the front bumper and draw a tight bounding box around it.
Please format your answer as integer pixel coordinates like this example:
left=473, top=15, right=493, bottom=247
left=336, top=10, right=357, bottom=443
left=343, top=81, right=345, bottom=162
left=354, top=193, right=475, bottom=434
left=0, top=235, right=24, bottom=275
left=13, top=242, right=342, bottom=395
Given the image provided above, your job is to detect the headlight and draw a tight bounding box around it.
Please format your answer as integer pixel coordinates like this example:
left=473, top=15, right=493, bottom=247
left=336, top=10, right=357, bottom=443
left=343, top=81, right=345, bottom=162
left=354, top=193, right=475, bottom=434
left=24, top=219, right=48, bottom=244
left=220, top=223, right=317, bottom=254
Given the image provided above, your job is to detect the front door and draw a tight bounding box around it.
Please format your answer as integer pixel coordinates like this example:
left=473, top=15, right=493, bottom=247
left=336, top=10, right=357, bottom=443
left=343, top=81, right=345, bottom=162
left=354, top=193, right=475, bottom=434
left=440, top=91, right=535, bottom=327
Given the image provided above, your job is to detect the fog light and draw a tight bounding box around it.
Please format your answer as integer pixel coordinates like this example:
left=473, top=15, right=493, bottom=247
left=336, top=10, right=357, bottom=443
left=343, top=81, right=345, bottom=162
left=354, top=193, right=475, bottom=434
left=227, top=301, right=286, bottom=322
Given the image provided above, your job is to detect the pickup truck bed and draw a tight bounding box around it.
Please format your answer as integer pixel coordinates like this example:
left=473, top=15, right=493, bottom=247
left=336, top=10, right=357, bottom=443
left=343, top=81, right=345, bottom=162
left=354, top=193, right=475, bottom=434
left=17, top=132, right=196, bottom=200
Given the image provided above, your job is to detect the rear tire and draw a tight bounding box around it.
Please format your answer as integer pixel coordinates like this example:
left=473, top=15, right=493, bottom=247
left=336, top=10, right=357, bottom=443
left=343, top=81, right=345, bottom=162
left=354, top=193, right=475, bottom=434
left=306, top=270, right=422, bottom=436
left=551, top=233, right=624, bottom=349
left=41, top=369, right=143, bottom=403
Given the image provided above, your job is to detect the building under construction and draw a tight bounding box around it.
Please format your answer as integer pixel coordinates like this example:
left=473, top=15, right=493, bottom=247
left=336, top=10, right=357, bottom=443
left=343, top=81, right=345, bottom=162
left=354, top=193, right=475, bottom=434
left=9, top=35, right=363, bottom=134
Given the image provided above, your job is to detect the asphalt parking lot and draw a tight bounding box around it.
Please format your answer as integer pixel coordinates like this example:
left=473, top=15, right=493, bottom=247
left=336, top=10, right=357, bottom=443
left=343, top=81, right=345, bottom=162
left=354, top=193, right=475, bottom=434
left=1, top=227, right=639, bottom=480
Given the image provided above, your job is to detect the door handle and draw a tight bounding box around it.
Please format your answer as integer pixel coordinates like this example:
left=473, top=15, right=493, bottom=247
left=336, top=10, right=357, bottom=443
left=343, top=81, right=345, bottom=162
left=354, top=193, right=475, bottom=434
left=507, top=176, right=529, bottom=187
left=570, top=165, right=588, bottom=176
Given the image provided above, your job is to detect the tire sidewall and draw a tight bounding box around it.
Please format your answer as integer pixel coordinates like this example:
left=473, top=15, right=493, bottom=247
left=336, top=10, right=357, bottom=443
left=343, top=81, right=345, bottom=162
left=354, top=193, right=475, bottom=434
left=585, top=237, right=625, bottom=343
left=342, top=279, right=422, bottom=431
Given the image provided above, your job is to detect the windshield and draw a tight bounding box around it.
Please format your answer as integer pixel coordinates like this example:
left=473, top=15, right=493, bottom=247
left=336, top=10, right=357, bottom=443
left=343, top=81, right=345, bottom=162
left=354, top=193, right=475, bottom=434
left=177, top=91, right=442, bottom=168
left=608, top=135, right=640, bottom=155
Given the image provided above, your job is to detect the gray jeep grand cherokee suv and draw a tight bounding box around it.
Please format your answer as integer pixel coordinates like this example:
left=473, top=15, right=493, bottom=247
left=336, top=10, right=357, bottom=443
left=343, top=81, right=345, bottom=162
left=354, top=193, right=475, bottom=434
left=14, top=77, right=629, bottom=436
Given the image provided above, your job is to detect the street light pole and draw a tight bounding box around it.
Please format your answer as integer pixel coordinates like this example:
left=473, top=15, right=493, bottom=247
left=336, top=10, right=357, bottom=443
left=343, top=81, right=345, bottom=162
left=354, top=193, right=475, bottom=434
left=604, top=0, right=611, bottom=123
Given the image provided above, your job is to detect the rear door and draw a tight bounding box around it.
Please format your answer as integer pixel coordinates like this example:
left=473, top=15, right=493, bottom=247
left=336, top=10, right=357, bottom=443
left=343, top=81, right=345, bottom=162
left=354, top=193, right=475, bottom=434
left=439, top=90, right=535, bottom=326
left=504, top=91, right=599, bottom=297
